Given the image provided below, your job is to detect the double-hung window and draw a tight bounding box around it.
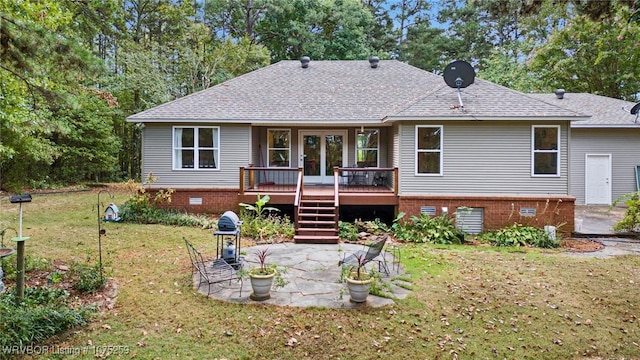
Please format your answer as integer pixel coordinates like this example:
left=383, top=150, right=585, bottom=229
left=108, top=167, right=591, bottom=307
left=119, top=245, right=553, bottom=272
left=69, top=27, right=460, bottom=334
left=173, top=126, right=219, bottom=170
left=532, top=125, right=559, bottom=176
left=356, top=129, right=379, bottom=167
left=268, top=129, right=290, bottom=167
left=416, top=125, right=443, bottom=175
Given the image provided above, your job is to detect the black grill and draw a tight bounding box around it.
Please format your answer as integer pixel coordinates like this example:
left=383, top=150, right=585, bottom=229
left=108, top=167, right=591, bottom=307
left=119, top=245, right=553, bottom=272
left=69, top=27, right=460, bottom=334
left=217, top=211, right=241, bottom=232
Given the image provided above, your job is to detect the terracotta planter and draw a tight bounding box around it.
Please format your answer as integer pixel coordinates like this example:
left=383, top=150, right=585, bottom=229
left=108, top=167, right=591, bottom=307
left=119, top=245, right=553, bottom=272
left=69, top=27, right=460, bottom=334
left=249, top=272, right=275, bottom=301
left=345, top=276, right=373, bottom=303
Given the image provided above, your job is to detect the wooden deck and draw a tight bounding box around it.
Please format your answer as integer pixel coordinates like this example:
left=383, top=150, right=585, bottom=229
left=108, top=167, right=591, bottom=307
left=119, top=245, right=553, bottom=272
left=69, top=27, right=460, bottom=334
left=239, top=166, right=399, bottom=206
left=239, top=184, right=398, bottom=206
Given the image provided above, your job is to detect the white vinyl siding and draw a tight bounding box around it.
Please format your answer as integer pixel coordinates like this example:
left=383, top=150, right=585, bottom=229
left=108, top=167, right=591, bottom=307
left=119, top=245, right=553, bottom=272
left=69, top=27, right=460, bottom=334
left=532, top=125, right=560, bottom=177
left=570, top=128, right=640, bottom=205
left=398, top=121, right=569, bottom=195
left=391, top=124, right=400, bottom=168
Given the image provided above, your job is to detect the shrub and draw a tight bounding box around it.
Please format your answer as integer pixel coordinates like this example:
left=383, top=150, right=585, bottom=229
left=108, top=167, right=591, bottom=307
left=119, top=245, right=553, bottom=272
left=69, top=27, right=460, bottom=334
left=479, top=223, right=559, bottom=248
left=0, top=287, right=92, bottom=351
left=359, top=218, right=389, bottom=235
left=390, top=212, right=463, bottom=245
left=240, top=212, right=294, bottom=241
left=118, top=177, right=216, bottom=229
left=1, top=255, right=52, bottom=281
left=338, top=221, right=359, bottom=241
left=71, top=262, right=107, bottom=294
left=239, top=195, right=293, bottom=241
left=612, top=192, right=640, bottom=232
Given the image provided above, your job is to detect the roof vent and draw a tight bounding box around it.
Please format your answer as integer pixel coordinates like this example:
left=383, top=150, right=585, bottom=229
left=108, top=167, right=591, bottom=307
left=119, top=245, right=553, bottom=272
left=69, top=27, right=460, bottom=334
left=369, top=56, right=379, bottom=68
left=300, top=56, right=310, bottom=68
left=555, top=88, right=565, bottom=99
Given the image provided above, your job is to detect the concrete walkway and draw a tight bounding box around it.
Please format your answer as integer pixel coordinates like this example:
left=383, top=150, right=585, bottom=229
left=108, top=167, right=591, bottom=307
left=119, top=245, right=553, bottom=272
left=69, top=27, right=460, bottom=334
left=571, top=205, right=640, bottom=258
left=197, top=243, right=411, bottom=308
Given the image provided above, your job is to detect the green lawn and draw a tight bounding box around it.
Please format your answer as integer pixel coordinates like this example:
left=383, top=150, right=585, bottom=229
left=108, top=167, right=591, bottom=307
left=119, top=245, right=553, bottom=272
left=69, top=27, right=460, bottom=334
left=1, top=188, right=639, bottom=359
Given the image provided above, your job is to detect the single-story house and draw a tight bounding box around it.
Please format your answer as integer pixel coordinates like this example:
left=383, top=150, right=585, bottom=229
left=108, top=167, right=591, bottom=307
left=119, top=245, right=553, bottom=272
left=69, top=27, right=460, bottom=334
left=529, top=92, right=640, bottom=205
left=127, top=58, right=588, bottom=242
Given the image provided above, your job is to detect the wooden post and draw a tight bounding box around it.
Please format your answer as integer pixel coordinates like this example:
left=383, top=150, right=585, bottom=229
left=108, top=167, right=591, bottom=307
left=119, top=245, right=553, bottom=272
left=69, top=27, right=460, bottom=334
left=239, top=167, right=245, bottom=194
left=393, top=168, right=399, bottom=195
left=248, top=165, right=255, bottom=189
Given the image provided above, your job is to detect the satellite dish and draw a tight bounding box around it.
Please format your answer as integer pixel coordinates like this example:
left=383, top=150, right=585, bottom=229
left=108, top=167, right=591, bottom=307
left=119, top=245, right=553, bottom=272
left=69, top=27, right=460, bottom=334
left=443, top=60, right=475, bottom=89
left=443, top=61, right=475, bottom=112
left=629, top=102, right=640, bottom=124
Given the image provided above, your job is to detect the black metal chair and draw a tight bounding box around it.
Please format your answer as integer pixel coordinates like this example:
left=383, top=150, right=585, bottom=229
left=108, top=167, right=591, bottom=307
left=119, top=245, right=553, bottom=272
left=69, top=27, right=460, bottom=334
left=338, top=235, right=390, bottom=276
left=347, top=164, right=367, bottom=186
left=183, top=237, right=242, bottom=296
left=372, top=171, right=386, bottom=186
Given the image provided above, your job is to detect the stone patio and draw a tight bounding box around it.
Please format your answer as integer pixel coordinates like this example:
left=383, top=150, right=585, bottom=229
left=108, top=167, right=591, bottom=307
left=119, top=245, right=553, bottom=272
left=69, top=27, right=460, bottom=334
left=193, top=242, right=411, bottom=308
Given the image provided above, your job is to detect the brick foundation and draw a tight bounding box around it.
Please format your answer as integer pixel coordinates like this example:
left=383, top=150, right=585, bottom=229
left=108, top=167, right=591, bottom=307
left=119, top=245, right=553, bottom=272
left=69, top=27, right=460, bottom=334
left=149, top=188, right=576, bottom=236
left=149, top=188, right=240, bottom=214
left=398, top=194, right=575, bottom=236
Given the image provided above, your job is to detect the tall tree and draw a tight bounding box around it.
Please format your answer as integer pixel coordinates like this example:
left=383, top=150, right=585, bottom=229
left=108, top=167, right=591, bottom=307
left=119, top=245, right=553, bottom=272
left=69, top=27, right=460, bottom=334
left=109, top=0, right=270, bottom=180
left=255, top=0, right=375, bottom=61
left=361, top=0, right=396, bottom=58
left=0, top=0, right=116, bottom=190
left=529, top=4, right=640, bottom=100
left=204, top=0, right=269, bottom=40
left=403, top=22, right=452, bottom=72
left=389, top=0, right=431, bottom=60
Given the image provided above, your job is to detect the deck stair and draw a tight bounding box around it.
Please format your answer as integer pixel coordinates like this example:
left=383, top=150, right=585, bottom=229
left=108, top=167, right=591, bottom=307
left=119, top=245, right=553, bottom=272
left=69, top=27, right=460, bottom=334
left=294, top=194, right=339, bottom=244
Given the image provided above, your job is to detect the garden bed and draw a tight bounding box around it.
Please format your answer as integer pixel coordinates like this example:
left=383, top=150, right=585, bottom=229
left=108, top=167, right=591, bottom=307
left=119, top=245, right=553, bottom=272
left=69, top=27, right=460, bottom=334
left=560, top=238, right=604, bottom=252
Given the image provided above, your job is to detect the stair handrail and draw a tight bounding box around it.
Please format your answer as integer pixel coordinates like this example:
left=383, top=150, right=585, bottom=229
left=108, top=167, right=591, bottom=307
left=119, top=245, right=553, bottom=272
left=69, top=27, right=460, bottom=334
left=293, top=168, right=303, bottom=226
left=333, top=167, right=340, bottom=230
left=332, top=167, right=340, bottom=208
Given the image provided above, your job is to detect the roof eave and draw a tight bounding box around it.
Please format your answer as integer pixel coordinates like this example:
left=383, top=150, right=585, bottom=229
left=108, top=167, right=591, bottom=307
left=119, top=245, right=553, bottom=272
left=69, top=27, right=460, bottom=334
left=126, top=117, right=390, bottom=125
left=383, top=115, right=590, bottom=123
left=571, top=123, right=640, bottom=128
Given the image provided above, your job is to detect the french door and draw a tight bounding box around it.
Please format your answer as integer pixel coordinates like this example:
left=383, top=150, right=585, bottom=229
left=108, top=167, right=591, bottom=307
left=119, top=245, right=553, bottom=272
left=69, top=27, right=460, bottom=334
left=299, top=130, right=347, bottom=184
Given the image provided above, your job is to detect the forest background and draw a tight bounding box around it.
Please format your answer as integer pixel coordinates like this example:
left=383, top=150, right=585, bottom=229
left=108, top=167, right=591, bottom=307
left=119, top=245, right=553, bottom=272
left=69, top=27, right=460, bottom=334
left=1, top=0, right=639, bottom=191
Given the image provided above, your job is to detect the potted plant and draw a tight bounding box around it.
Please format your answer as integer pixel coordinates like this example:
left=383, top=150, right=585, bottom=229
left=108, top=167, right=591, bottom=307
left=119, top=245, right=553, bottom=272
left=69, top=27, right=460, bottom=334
left=342, top=253, right=375, bottom=303
left=243, top=248, right=287, bottom=301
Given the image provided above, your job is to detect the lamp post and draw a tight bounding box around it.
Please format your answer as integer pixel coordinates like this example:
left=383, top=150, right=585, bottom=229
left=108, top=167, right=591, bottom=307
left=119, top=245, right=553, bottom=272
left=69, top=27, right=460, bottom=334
left=10, top=194, right=32, bottom=304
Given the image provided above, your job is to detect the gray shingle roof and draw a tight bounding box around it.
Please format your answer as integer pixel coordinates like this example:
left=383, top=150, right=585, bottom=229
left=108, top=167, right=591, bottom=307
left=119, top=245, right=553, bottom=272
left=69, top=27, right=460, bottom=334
left=127, top=60, right=587, bottom=123
left=389, top=79, right=584, bottom=120
left=528, top=93, right=639, bottom=128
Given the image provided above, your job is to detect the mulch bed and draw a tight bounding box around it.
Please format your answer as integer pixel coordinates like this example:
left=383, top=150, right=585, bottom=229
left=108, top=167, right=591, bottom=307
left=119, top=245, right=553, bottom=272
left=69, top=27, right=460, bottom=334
left=3, top=261, right=118, bottom=312
left=560, top=238, right=605, bottom=252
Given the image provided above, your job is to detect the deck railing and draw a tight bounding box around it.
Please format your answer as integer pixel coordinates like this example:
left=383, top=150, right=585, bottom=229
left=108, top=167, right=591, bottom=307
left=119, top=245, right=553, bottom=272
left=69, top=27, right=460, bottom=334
left=335, top=167, right=397, bottom=194
left=293, top=170, right=303, bottom=225
left=239, top=166, right=300, bottom=194
left=239, top=166, right=398, bottom=195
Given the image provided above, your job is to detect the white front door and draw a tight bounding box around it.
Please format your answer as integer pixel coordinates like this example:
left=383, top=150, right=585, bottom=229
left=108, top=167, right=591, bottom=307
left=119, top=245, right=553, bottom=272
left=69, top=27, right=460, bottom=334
left=299, top=130, right=347, bottom=184
left=585, top=154, right=612, bottom=205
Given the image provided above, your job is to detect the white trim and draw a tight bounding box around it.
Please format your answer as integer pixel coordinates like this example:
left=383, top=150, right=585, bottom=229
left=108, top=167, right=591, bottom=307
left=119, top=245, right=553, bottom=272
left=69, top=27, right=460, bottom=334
left=415, top=125, right=443, bottom=176
left=266, top=128, right=291, bottom=168
left=531, top=125, right=560, bottom=177
left=355, top=128, right=380, bottom=167
left=298, top=130, right=348, bottom=184
left=172, top=126, right=220, bottom=171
